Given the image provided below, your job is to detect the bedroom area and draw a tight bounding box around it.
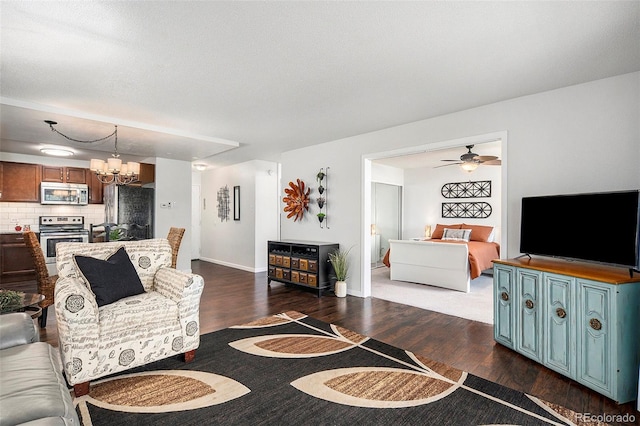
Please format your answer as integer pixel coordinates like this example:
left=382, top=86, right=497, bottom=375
left=368, top=138, right=503, bottom=324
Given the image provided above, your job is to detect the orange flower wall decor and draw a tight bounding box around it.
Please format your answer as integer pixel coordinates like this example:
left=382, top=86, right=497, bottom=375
left=283, top=179, right=310, bottom=221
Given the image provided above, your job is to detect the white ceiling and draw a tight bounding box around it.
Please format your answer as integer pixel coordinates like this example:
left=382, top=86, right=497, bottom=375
left=373, top=140, right=502, bottom=170
left=1, top=1, right=639, bottom=169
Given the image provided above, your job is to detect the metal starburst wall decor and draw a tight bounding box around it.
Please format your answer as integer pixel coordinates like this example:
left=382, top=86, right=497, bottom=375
left=283, top=179, right=310, bottom=221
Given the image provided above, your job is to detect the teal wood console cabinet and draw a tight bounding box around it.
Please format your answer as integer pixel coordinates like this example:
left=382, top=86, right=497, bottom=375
left=493, top=257, right=640, bottom=403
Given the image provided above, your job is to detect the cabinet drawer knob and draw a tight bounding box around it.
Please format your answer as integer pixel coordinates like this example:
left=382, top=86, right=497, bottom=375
left=589, top=318, right=602, bottom=331
left=500, top=291, right=509, bottom=301
left=555, top=308, right=566, bottom=318
left=525, top=299, right=534, bottom=309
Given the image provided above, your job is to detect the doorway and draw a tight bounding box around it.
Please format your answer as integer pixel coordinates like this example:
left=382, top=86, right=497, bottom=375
left=371, top=182, right=402, bottom=268
left=361, top=131, right=508, bottom=299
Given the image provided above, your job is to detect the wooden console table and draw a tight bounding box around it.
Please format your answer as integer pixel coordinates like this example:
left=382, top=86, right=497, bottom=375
left=493, top=257, right=640, bottom=403
left=267, top=240, right=339, bottom=297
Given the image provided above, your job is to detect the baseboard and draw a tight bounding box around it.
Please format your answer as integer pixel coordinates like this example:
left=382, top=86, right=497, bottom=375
left=481, top=268, right=494, bottom=277
left=197, top=257, right=267, bottom=274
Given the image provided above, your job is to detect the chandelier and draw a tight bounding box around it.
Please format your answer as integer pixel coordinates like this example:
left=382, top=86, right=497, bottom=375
left=45, top=120, right=140, bottom=185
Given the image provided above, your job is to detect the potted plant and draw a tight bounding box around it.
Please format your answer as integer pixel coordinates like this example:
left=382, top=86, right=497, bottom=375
left=328, top=247, right=351, bottom=297
left=317, top=212, right=326, bottom=223
left=0, top=289, right=24, bottom=313
left=317, top=169, right=325, bottom=194
left=109, top=228, right=123, bottom=241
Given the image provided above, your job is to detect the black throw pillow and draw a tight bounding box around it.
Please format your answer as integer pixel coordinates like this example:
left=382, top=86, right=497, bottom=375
left=73, top=246, right=145, bottom=307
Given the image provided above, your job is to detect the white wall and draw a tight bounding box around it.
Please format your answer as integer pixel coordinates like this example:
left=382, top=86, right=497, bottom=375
left=403, top=158, right=502, bottom=240
left=280, top=72, right=640, bottom=297
left=371, top=163, right=404, bottom=186
left=199, top=159, right=278, bottom=272
left=254, top=166, right=280, bottom=271
left=152, top=157, right=193, bottom=271
left=191, top=171, right=202, bottom=259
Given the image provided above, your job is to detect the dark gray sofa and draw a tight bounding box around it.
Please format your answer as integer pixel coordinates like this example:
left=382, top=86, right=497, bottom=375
left=0, top=312, right=79, bottom=425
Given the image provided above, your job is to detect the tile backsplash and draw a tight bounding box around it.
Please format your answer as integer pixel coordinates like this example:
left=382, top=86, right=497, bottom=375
left=0, top=202, right=105, bottom=232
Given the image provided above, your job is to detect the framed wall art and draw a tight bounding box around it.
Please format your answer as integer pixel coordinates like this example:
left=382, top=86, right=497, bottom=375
left=234, top=186, right=241, bottom=220
left=442, top=202, right=492, bottom=219
left=217, top=185, right=230, bottom=222
left=441, top=180, right=491, bottom=198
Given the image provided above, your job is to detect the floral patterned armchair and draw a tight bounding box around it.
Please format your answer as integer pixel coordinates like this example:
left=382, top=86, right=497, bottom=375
left=54, top=238, right=204, bottom=396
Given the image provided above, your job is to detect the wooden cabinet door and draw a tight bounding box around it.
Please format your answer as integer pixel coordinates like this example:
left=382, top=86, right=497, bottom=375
left=87, top=171, right=104, bottom=204
left=42, top=166, right=86, bottom=183
left=493, top=264, right=515, bottom=349
left=65, top=167, right=87, bottom=183
left=0, top=162, right=41, bottom=202
left=516, top=268, right=542, bottom=362
left=543, top=273, right=575, bottom=377
left=41, top=165, right=65, bottom=182
left=0, top=234, right=36, bottom=282
left=576, top=279, right=612, bottom=397
left=138, top=163, right=155, bottom=185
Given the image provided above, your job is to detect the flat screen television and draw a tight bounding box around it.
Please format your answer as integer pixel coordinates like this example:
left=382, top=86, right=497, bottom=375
left=520, top=190, right=640, bottom=271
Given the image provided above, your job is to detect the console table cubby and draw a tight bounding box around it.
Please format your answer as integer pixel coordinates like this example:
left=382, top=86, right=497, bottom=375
left=267, top=240, right=339, bottom=297
left=493, top=257, right=640, bottom=403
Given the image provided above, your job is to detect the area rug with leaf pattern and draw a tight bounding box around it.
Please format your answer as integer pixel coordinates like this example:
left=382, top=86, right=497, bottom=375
left=74, top=311, right=596, bottom=425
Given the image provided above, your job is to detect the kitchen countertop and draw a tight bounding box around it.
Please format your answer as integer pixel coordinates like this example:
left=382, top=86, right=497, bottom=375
left=0, top=229, right=40, bottom=234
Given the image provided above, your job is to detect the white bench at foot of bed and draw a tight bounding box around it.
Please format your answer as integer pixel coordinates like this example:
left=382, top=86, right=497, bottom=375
left=388, top=239, right=470, bottom=293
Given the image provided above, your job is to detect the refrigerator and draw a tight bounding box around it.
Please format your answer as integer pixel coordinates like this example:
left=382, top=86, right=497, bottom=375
left=104, top=184, right=154, bottom=240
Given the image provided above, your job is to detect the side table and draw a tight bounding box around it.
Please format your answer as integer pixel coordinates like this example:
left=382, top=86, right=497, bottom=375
left=1, top=292, right=45, bottom=319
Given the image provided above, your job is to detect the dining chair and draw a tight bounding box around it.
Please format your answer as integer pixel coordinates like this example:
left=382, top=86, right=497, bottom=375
left=167, top=227, right=185, bottom=268
left=22, top=231, right=56, bottom=327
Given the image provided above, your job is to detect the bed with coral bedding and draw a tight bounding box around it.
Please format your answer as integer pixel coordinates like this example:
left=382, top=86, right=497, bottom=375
left=384, top=223, right=500, bottom=293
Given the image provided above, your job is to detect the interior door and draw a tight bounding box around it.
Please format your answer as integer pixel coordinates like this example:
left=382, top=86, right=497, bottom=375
left=371, top=182, right=402, bottom=268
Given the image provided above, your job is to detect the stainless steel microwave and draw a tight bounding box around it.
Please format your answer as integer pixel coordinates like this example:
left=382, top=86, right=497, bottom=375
left=40, top=182, right=89, bottom=205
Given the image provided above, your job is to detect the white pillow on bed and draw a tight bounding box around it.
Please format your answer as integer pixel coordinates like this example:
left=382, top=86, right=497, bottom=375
left=442, top=228, right=472, bottom=242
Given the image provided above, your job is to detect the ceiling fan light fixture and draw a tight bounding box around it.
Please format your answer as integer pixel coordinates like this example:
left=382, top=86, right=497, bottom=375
left=460, top=162, right=478, bottom=172
left=40, top=147, right=74, bottom=157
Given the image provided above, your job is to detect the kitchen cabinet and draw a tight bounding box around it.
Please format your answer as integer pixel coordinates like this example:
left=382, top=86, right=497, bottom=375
left=493, top=257, right=640, bottom=403
left=268, top=240, right=339, bottom=297
left=86, top=171, right=104, bottom=204
left=0, top=233, right=36, bottom=283
left=137, top=163, right=155, bottom=185
left=0, top=161, right=152, bottom=204
left=41, top=166, right=87, bottom=183
left=0, top=162, right=41, bottom=202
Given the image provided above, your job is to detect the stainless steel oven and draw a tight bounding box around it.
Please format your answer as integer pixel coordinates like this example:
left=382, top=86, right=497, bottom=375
left=39, top=216, right=89, bottom=273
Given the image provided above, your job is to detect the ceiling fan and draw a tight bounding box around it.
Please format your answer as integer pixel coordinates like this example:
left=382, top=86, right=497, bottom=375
left=435, top=145, right=501, bottom=172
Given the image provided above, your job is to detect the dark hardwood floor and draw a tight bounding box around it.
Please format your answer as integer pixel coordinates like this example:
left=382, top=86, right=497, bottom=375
left=9, top=260, right=637, bottom=422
